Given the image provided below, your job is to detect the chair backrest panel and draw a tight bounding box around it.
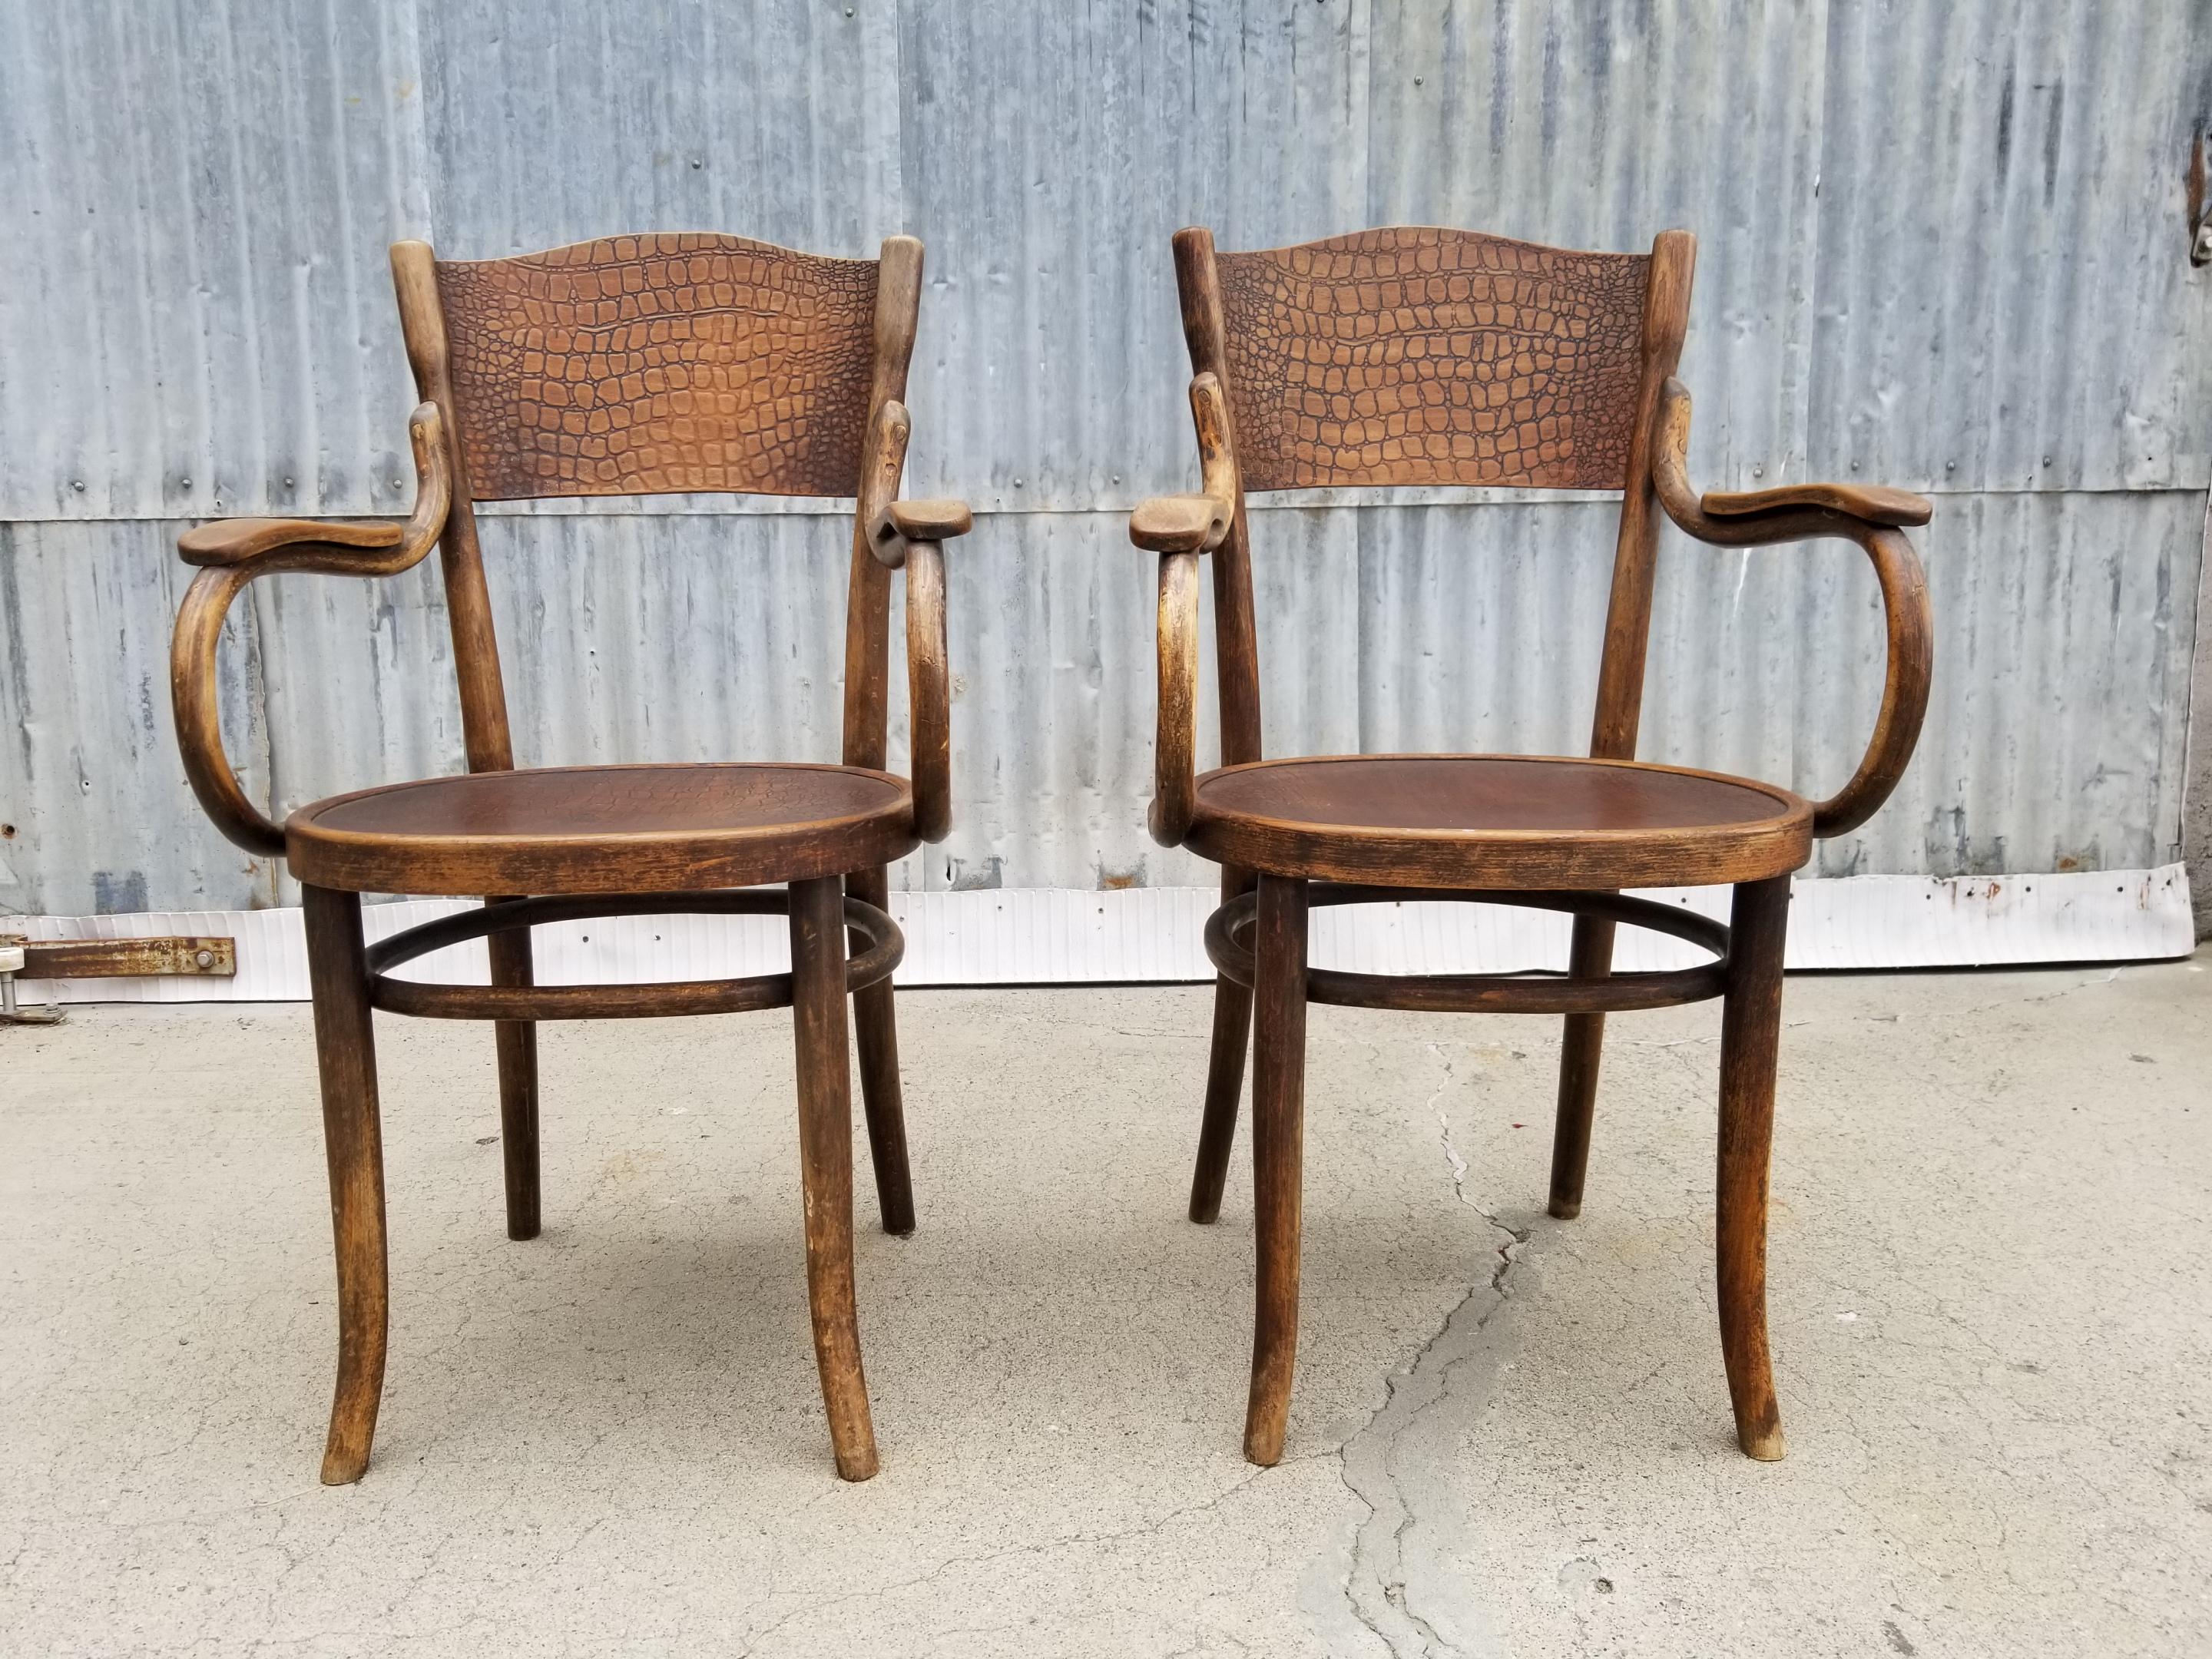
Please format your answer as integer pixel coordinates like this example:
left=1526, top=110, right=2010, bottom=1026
left=434, top=233, right=881, bottom=501
left=1212, top=227, right=1651, bottom=492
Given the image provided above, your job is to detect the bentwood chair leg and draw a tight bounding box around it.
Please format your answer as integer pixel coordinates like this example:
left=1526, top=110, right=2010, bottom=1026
left=846, top=866, right=916, bottom=1236
left=302, top=884, right=391, bottom=1486
left=488, top=925, right=541, bottom=1240
left=1716, top=874, right=1792, bottom=1460
left=1548, top=913, right=1618, bottom=1219
left=1243, top=874, right=1310, bottom=1467
left=789, top=876, right=880, bottom=1481
left=1187, top=974, right=1254, bottom=1224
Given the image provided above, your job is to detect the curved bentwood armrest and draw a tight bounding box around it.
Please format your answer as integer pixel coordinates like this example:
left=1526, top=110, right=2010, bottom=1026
left=1132, top=373, right=1237, bottom=846
left=1651, top=378, right=1934, bottom=838
left=169, top=402, right=452, bottom=856
left=859, top=400, right=969, bottom=845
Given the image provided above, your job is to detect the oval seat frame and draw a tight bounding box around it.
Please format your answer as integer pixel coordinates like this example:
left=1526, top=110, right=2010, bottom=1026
left=1204, top=884, right=1731, bottom=1015
left=366, top=889, right=903, bottom=1021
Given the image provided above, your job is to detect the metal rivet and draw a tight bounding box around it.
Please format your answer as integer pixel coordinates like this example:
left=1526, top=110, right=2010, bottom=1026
left=283, top=475, right=295, bottom=487
left=194, top=950, right=214, bottom=969
left=180, top=477, right=192, bottom=488
left=1752, top=464, right=1764, bottom=478
left=2041, top=455, right=2052, bottom=466
left=1413, top=75, right=1424, bottom=85
left=70, top=480, right=84, bottom=492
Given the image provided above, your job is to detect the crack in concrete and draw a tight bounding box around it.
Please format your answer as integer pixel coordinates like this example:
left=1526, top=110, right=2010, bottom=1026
left=1326, top=1044, right=1533, bottom=1657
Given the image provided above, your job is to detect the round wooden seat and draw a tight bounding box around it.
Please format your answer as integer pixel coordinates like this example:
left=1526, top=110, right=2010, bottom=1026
left=286, top=762, right=916, bottom=896
left=1186, top=754, right=1811, bottom=889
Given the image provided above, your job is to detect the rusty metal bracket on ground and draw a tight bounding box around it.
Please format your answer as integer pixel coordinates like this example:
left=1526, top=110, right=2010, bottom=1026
left=0, top=934, right=238, bottom=1026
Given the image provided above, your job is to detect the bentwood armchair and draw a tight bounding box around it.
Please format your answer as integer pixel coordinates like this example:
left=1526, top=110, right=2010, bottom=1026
left=1133, top=227, right=1933, bottom=1466
left=171, top=233, right=969, bottom=1484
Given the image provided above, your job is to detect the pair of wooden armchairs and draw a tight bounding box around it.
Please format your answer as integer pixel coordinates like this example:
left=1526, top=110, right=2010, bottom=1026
left=170, top=226, right=1929, bottom=1485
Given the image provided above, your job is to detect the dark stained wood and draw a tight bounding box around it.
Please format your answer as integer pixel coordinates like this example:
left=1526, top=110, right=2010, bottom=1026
left=1704, top=478, right=1932, bottom=527
left=1717, top=875, right=1791, bottom=1460
left=301, top=885, right=389, bottom=1486
left=788, top=876, right=879, bottom=1482
left=393, top=242, right=545, bottom=1214
left=879, top=497, right=974, bottom=543
left=169, top=403, right=451, bottom=857
left=490, top=942, right=539, bottom=1240
left=362, top=888, right=902, bottom=1021
left=843, top=237, right=923, bottom=774
left=391, top=240, right=516, bottom=780
left=179, top=516, right=403, bottom=565
left=846, top=864, right=917, bottom=1237
left=1589, top=230, right=1696, bottom=765
left=1128, top=494, right=1229, bottom=555
left=1547, top=916, right=1615, bottom=1220
left=1186, top=754, right=1812, bottom=891
left=1243, top=874, right=1309, bottom=1468
left=1649, top=376, right=1934, bottom=839
left=1206, top=885, right=1730, bottom=1015
left=1143, top=222, right=1932, bottom=1465
left=1186, top=967, right=1253, bottom=1225
left=1149, top=549, right=1201, bottom=846
left=286, top=762, right=919, bottom=897
left=904, top=541, right=952, bottom=846
left=174, top=230, right=955, bottom=1483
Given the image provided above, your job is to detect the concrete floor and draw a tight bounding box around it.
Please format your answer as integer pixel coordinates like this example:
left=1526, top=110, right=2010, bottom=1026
left=3, top=960, right=2208, bottom=1657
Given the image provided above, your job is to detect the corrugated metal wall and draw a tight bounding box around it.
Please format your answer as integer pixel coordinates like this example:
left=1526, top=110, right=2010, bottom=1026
left=2, top=0, right=2207, bottom=916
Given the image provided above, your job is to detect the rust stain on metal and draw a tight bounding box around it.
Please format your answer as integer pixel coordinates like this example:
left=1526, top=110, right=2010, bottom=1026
left=2187, top=128, right=2206, bottom=236
left=6, top=935, right=237, bottom=979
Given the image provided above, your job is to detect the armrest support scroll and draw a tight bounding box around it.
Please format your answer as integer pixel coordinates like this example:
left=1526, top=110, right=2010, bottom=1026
left=1134, top=373, right=1240, bottom=846
left=1130, top=373, right=1237, bottom=555
left=1652, top=379, right=1934, bottom=837
left=853, top=399, right=959, bottom=842
left=168, top=402, right=451, bottom=856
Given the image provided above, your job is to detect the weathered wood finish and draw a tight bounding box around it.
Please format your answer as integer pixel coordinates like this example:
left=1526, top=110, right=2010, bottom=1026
left=1243, top=874, right=1309, bottom=1467
left=1139, top=223, right=1934, bottom=1466
left=788, top=876, right=879, bottom=1482
left=171, top=230, right=961, bottom=1483
left=1717, top=875, right=1791, bottom=1459
left=170, top=403, right=452, bottom=857
left=284, top=762, right=919, bottom=897
left=301, top=885, right=388, bottom=1486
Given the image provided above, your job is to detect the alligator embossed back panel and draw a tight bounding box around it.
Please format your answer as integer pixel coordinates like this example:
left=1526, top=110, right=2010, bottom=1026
left=1210, top=228, right=1652, bottom=492
left=433, top=233, right=881, bottom=501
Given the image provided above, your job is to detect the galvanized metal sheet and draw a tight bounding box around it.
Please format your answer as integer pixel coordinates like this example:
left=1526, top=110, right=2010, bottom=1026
left=1365, top=0, right=1826, bottom=492
left=1, top=0, right=2204, bottom=927
left=0, top=521, right=276, bottom=915
left=1810, top=0, right=2212, bottom=491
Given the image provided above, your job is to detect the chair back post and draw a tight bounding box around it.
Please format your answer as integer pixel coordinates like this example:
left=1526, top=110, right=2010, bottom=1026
left=1587, top=230, right=1697, bottom=763
left=1172, top=227, right=1264, bottom=768
left=390, top=240, right=518, bottom=775
left=842, top=235, right=924, bottom=772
